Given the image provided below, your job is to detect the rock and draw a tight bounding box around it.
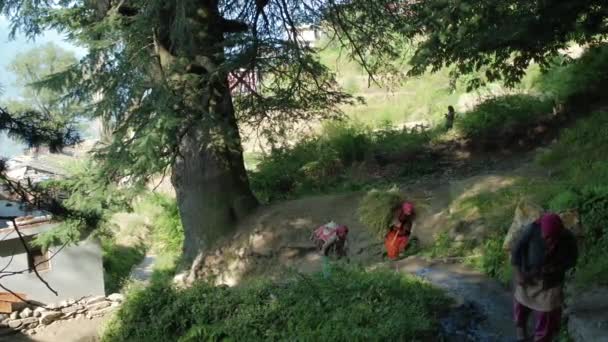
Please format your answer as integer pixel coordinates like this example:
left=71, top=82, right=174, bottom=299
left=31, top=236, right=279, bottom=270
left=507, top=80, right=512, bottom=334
left=8, top=320, right=22, bottom=329
left=75, top=313, right=85, bottom=320
left=87, top=301, right=110, bottom=311
left=85, top=295, right=106, bottom=305
left=66, top=298, right=76, bottom=306
left=20, top=317, right=37, bottom=325
left=19, top=307, right=33, bottom=319
left=61, top=304, right=84, bottom=314
left=87, top=306, right=117, bottom=318
left=9, top=311, right=18, bottom=320
left=46, top=303, right=57, bottom=310
left=63, top=312, right=76, bottom=319
left=33, top=307, right=46, bottom=318
left=503, top=201, right=543, bottom=251
left=0, top=314, right=7, bottom=322
left=107, top=293, right=124, bottom=303
left=39, top=311, right=62, bottom=325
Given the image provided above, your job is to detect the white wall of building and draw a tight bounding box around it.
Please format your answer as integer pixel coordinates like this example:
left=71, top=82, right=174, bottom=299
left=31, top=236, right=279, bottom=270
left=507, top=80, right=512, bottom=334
left=0, top=236, right=105, bottom=304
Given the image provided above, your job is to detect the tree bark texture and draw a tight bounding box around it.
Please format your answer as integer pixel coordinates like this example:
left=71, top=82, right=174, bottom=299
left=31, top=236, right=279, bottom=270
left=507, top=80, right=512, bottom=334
left=165, top=1, right=259, bottom=263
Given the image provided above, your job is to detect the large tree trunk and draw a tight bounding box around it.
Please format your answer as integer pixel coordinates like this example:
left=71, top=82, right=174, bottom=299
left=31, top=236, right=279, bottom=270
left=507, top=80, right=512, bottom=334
left=171, top=83, right=258, bottom=263
left=152, top=1, right=258, bottom=267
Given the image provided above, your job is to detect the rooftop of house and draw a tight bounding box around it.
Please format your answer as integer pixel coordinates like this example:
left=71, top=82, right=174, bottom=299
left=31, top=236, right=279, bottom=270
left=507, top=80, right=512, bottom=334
left=0, top=199, right=56, bottom=241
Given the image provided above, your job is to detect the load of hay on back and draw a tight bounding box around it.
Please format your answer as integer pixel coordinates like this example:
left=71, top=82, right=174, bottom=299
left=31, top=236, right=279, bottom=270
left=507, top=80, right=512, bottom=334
left=358, top=187, right=404, bottom=238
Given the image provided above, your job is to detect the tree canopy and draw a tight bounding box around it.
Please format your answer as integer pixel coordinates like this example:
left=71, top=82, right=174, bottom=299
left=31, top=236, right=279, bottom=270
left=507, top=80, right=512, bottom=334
left=6, top=42, right=80, bottom=120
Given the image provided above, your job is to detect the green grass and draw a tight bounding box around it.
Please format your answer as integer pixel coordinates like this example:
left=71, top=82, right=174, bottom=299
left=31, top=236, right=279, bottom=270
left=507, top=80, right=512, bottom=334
left=249, top=121, right=436, bottom=202
left=426, top=110, right=608, bottom=287
left=357, top=187, right=404, bottom=238
left=317, top=41, right=467, bottom=126
left=102, top=266, right=450, bottom=342
left=102, top=238, right=146, bottom=294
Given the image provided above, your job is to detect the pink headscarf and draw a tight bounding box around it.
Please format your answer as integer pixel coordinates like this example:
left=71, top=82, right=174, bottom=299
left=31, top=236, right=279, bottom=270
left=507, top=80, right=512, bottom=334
left=536, top=213, right=563, bottom=239
left=336, top=225, right=349, bottom=239
left=401, top=201, right=415, bottom=216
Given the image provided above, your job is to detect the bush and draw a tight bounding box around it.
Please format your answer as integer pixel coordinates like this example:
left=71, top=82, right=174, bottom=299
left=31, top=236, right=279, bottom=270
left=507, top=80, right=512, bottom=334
left=137, top=194, right=184, bottom=256
left=250, top=121, right=435, bottom=202
left=476, top=237, right=512, bottom=285
left=358, top=187, right=404, bottom=238
left=102, top=266, right=449, bottom=342
left=456, top=94, right=552, bottom=140
left=534, top=44, right=608, bottom=103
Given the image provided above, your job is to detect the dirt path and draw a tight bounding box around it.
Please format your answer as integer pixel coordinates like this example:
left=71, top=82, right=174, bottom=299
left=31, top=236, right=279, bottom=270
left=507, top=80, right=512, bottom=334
left=394, top=256, right=514, bottom=341
left=130, top=254, right=157, bottom=283
left=0, top=316, right=109, bottom=342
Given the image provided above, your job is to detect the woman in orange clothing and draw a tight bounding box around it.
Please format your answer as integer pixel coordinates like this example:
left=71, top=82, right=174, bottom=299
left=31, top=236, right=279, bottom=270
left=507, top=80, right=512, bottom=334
left=385, top=201, right=416, bottom=260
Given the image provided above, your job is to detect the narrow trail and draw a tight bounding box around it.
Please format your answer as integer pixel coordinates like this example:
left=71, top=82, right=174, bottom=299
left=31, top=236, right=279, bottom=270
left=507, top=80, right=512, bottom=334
left=130, top=254, right=157, bottom=283
left=394, top=256, right=514, bottom=341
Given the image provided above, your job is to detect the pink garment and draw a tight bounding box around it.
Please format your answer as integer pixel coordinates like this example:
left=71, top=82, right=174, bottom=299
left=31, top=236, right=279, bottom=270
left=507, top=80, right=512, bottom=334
left=536, top=213, right=564, bottom=239
left=514, top=299, right=561, bottom=342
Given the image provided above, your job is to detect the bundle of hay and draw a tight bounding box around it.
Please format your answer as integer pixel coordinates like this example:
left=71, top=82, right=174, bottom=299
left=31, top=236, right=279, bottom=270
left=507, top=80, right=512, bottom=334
left=358, top=187, right=404, bottom=238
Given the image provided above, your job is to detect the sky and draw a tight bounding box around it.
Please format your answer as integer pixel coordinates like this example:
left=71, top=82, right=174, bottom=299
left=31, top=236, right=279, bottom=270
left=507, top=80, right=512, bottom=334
left=0, top=15, right=88, bottom=158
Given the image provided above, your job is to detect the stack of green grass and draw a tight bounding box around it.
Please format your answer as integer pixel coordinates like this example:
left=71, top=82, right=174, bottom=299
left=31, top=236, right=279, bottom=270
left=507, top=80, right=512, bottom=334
left=358, top=187, right=404, bottom=238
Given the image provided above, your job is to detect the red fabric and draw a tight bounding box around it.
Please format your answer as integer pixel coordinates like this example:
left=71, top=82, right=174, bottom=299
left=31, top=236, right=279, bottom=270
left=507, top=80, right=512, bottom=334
left=514, top=299, right=562, bottom=342
left=535, top=213, right=563, bottom=240
left=336, top=225, right=349, bottom=239
left=384, top=228, right=409, bottom=260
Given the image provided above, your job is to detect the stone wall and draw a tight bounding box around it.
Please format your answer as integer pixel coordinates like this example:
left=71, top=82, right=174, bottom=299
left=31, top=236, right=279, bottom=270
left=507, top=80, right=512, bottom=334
left=0, top=293, right=123, bottom=336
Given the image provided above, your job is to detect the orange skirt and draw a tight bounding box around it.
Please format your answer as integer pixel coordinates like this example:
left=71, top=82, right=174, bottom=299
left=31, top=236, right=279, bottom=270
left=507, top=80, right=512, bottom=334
left=385, top=229, right=409, bottom=260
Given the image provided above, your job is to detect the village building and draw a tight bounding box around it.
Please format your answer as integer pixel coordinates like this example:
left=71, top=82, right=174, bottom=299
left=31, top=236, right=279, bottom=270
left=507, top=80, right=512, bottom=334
left=0, top=199, right=105, bottom=306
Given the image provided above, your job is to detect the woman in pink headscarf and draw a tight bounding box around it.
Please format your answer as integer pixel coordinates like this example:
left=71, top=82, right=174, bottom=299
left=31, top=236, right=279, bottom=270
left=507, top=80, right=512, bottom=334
left=511, top=213, right=578, bottom=342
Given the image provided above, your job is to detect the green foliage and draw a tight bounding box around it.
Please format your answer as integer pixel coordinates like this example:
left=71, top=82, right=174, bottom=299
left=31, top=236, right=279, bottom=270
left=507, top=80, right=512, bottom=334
left=358, top=187, right=404, bottom=238
left=456, top=94, right=552, bottom=140
left=534, top=44, right=608, bottom=103
left=102, top=237, right=145, bottom=294
left=250, top=121, right=433, bottom=202
left=396, top=1, right=607, bottom=87
left=135, top=194, right=184, bottom=256
left=35, top=161, right=136, bottom=247
left=7, top=42, right=80, bottom=122
left=103, top=266, right=449, bottom=342
left=475, top=237, right=512, bottom=285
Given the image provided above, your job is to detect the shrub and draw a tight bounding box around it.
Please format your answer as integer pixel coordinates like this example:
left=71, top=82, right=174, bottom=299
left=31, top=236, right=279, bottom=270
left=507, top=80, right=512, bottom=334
left=103, top=266, right=450, bottom=342
left=250, top=121, right=435, bottom=202
left=358, top=187, right=404, bottom=238
left=534, top=44, right=608, bottom=103
left=456, top=94, right=552, bottom=140
left=139, top=194, right=184, bottom=256
left=476, top=237, right=512, bottom=285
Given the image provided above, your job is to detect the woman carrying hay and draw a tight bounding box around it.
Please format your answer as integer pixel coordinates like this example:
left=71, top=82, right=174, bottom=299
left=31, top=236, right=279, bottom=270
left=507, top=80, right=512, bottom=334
left=385, top=201, right=416, bottom=260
